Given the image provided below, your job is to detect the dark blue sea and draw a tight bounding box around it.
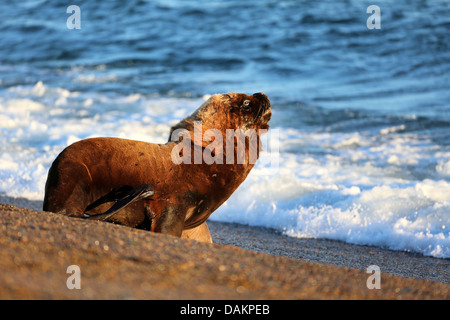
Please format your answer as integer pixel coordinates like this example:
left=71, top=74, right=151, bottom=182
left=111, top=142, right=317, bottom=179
left=0, top=0, right=449, bottom=257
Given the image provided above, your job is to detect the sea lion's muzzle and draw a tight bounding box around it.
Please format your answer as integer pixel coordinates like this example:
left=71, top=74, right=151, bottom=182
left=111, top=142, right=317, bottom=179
left=252, top=92, right=271, bottom=124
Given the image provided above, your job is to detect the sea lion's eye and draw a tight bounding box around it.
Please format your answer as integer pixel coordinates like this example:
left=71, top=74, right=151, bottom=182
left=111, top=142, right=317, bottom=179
left=242, top=100, right=251, bottom=109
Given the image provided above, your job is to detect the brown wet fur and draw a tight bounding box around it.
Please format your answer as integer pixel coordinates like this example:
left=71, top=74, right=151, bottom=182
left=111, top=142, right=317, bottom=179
left=43, top=93, right=271, bottom=242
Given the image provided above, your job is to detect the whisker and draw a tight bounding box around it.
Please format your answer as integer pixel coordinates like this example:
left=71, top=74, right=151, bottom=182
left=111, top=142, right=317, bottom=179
left=254, top=104, right=263, bottom=122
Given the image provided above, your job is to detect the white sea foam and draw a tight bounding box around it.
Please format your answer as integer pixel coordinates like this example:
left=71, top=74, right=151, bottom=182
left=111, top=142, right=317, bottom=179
left=436, top=160, right=450, bottom=176
left=212, top=129, right=450, bottom=258
left=213, top=161, right=450, bottom=258
left=0, top=82, right=196, bottom=200
left=0, top=82, right=449, bottom=258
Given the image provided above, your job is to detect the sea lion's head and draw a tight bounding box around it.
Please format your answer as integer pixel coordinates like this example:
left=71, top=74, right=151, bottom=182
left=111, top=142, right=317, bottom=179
left=169, top=92, right=271, bottom=139
left=220, top=92, right=271, bottom=131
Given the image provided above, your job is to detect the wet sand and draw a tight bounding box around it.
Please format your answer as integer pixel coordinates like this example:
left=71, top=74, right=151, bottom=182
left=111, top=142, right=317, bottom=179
left=0, top=198, right=448, bottom=300
left=209, top=221, right=449, bottom=284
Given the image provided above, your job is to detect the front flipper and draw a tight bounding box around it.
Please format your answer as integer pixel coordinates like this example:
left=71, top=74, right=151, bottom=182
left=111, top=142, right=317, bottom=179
left=84, top=185, right=135, bottom=213
left=84, top=184, right=154, bottom=221
left=181, top=222, right=213, bottom=243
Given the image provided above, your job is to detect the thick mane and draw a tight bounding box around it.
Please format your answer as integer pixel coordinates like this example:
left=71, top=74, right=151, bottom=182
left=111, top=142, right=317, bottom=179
left=168, top=94, right=226, bottom=142
left=168, top=118, right=195, bottom=142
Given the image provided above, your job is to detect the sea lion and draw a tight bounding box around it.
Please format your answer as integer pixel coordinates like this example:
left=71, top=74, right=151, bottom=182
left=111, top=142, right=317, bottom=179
left=43, top=92, right=271, bottom=243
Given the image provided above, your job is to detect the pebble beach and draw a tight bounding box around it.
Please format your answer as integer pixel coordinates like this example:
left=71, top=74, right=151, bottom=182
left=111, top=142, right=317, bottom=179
left=0, top=197, right=448, bottom=300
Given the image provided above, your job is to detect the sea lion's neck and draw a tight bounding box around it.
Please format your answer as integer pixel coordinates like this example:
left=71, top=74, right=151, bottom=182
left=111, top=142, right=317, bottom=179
left=163, top=139, right=253, bottom=187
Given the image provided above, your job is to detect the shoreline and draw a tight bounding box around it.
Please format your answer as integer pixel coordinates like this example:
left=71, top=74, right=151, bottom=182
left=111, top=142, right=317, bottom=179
left=1, top=195, right=449, bottom=286
left=209, top=221, right=449, bottom=284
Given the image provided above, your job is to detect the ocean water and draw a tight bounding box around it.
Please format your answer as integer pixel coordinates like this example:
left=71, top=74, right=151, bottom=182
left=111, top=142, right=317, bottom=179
left=0, top=0, right=449, bottom=258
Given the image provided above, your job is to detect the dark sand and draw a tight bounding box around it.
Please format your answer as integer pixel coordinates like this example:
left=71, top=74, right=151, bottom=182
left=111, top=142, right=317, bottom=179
left=209, top=222, right=449, bottom=284
left=0, top=197, right=448, bottom=300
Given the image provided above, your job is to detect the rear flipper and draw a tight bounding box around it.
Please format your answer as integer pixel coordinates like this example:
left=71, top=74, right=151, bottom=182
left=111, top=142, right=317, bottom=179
left=84, top=184, right=154, bottom=221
